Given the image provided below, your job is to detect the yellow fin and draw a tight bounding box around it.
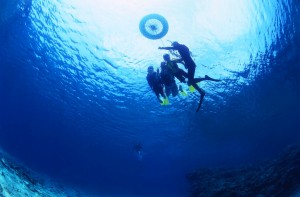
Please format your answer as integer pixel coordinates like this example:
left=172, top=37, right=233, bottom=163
left=189, top=85, right=195, bottom=92
left=163, top=98, right=170, bottom=105
left=160, top=98, right=170, bottom=105
left=180, top=90, right=188, bottom=96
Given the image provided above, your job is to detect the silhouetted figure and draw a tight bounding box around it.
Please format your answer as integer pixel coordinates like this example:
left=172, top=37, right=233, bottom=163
left=146, top=66, right=169, bottom=105
left=133, top=143, right=144, bottom=161
left=160, top=62, right=179, bottom=97
left=162, top=53, right=188, bottom=83
left=159, top=42, right=221, bottom=112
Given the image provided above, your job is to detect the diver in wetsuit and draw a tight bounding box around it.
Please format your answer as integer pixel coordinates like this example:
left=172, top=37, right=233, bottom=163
left=158, top=42, right=221, bottom=112
left=162, top=53, right=188, bottom=83
left=146, top=66, right=169, bottom=105
left=133, top=143, right=144, bottom=161
left=160, top=62, right=179, bottom=97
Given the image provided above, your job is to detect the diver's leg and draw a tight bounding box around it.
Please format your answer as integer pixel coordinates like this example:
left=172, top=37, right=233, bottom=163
left=178, top=69, right=188, bottom=78
left=175, top=75, right=186, bottom=83
left=165, top=85, right=171, bottom=97
left=193, top=77, right=206, bottom=83
left=155, top=90, right=163, bottom=103
left=192, top=83, right=205, bottom=97
left=204, top=75, right=221, bottom=82
left=187, top=66, right=196, bottom=86
left=160, top=87, right=170, bottom=105
left=172, top=83, right=179, bottom=97
left=194, top=75, right=221, bottom=83
left=159, top=87, right=167, bottom=99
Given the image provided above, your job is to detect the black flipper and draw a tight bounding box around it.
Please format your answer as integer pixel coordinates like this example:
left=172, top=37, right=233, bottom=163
left=196, top=94, right=205, bottom=112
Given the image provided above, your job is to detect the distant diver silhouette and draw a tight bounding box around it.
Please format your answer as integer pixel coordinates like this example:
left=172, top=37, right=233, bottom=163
left=133, top=143, right=144, bottom=161
left=139, top=14, right=169, bottom=40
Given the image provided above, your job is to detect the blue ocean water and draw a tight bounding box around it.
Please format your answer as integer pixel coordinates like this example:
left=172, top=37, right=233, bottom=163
left=0, top=0, right=300, bottom=196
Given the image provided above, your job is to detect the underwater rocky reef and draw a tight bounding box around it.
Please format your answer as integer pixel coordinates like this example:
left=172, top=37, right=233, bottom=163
left=186, top=144, right=300, bottom=197
left=0, top=149, right=85, bottom=197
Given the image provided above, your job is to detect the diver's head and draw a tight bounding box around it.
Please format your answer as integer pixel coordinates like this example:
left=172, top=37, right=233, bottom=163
left=147, top=66, right=154, bottom=73
left=172, top=41, right=179, bottom=47
left=163, top=54, right=170, bottom=61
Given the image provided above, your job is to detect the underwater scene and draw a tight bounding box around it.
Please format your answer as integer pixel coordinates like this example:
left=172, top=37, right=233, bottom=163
left=0, top=0, right=300, bottom=196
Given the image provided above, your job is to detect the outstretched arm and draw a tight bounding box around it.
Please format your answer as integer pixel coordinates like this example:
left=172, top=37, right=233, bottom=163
left=158, top=46, right=174, bottom=50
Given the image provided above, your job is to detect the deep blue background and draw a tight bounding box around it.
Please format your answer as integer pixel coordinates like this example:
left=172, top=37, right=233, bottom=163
left=1, top=0, right=300, bottom=196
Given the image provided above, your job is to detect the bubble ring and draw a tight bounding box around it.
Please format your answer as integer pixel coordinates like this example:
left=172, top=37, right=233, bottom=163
left=139, top=14, right=169, bottom=40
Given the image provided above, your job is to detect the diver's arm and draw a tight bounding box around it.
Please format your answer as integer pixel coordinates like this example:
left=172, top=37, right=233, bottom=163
left=173, top=58, right=186, bottom=68
left=173, top=58, right=183, bottom=63
left=158, top=46, right=174, bottom=50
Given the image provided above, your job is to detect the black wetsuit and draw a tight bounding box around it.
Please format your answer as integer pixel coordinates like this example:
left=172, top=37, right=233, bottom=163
left=160, top=63, right=179, bottom=97
left=146, top=71, right=164, bottom=99
left=172, top=44, right=196, bottom=83
left=160, top=64, right=175, bottom=86
left=165, top=60, right=187, bottom=83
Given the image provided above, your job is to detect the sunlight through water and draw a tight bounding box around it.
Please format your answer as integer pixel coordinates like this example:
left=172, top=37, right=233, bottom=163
left=1, top=0, right=299, bottom=196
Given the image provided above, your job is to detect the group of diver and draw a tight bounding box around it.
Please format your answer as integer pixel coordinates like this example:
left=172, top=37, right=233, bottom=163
left=147, top=41, right=221, bottom=112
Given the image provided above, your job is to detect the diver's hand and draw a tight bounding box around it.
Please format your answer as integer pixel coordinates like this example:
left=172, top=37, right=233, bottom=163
left=158, top=47, right=163, bottom=49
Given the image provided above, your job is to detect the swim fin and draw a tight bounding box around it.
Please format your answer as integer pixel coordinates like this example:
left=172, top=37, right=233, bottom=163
left=180, top=90, right=188, bottom=96
left=189, top=83, right=201, bottom=93
left=196, top=94, right=205, bottom=112
left=160, top=98, right=170, bottom=105
left=189, top=85, right=195, bottom=92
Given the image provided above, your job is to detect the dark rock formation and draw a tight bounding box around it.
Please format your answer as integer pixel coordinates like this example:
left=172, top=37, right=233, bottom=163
left=186, top=145, right=300, bottom=197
